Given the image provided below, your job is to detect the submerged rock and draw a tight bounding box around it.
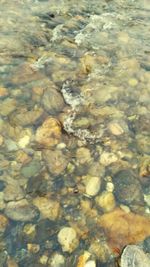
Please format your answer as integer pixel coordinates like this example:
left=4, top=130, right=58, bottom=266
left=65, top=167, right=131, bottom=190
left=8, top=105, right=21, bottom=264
left=121, top=245, right=150, bottom=267
left=5, top=199, right=39, bottom=222
left=113, top=169, right=144, bottom=207
left=99, top=208, right=150, bottom=250
left=42, top=149, right=68, bottom=176
left=58, top=227, right=79, bottom=253
left=42, top=87, right=65, bottom=114
left=35, top=117, right=62, bottom=148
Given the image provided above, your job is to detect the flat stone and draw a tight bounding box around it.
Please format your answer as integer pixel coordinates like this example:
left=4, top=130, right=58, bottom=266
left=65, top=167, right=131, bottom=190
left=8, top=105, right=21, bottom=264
left=5, top=199, right=39, bottom=222
left=85, top=177, right=101, bottom=196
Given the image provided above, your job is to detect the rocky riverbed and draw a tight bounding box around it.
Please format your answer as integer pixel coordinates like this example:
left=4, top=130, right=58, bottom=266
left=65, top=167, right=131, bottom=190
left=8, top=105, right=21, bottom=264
left=0, top=0, right=150, bottom=266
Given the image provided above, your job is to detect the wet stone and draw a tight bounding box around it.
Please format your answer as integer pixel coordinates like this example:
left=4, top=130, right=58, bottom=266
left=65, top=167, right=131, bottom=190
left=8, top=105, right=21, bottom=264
left=21, top=160, right=42, bottom=178
left=58, top=227, right=79, bottom=253
left=26, top=174, right=48, bottom=197
left=42, top=87, right=65, bottom=114
left=5, top=199, right=39, bottom=222
left=35, top=117, right=62, bottom=148
left=33, top=196, right=60, bottom=220
left=113, top=169, right=144, bottom=207
left=0, top=180, right=6, bottom=191
left=85, top=176, right=101, bottom=197
left=42, top=149, right=69, bottom=176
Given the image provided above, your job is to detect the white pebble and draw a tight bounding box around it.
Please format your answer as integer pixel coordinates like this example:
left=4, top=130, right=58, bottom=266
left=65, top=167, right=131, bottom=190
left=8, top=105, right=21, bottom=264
left=100, top=152, right=118, bottom=166
left=106, top=182, right=114, bottom=192
left=86, top=177, right=101, bottom=196
left=57, top=227, right=79, bottom=253
left=85, top=260, right=96, bottom=267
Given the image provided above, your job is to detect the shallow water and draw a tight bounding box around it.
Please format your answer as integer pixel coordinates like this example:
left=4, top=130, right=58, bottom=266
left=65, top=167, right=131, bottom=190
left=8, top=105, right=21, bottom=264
left=0, top=0, right=150, bottom=266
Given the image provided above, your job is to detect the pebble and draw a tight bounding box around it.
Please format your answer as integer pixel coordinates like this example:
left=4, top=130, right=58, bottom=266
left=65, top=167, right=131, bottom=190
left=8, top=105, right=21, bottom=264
left=108, top=122, right=124, bottom=136
left=3, top=182, right=25, bottom=201
left=18, top=135, right=31, bottom=149
left=5, top=199, right=39, bottom=222
left=0, top=98, right=16, bottom=116
left=7, top=258, right=19, bottom=267
left=48, top=253, right=65, bottom=267
left=0, top=87, right=8, bottom=98
left=58, top=227, right=79, bottom=253
left=42, top=87, right=65, bottom=114
left=33, top=197, right=60, bottom=220
left=113, top=169, right=144, bottom=207
left=85, top=260, right=96, bottom=267
left=35, top=117, right=61, bottom=147
left=10, top=108, right=43, bottom=127
left=96, top=192, right=116, bottom=212
left=106, top=182, right=114, bottom=192
left=0, top=214, right=9, bottom=235
left=85, top=177, right=101, bottom=196
left=100, top=152, right=118, bottom=166
left=76, top=147, right=92, bottom=164
left=0, top=135, right=4, bottom=146
left=0, top=192, right=6, bottom=210
left=42, top=149, right=68, bottom=176
left=21, top=160, right=42, bottom=178
left=27, top=243, right=40, bottom=253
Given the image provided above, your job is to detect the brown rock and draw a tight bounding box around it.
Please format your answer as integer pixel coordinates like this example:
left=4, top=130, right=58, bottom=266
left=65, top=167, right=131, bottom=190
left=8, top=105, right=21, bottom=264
left=11, top=63, right=44, bottom=84
left=99, top=208, right=150, bottom=250
left=10, top=108, right=44, bottom=126
left=35, top=117, right=61, bottom=147
left=0, top=87, right=8, bottom=98
left=42, top=149, right=69, bottom=176
left=0, top=214, right=9, bottom=234
left=33, top=197, right=60, bottom=220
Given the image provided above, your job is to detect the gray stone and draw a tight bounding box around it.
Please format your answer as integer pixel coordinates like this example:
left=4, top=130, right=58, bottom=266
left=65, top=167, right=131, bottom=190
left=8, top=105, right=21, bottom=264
left=42, top=88, right=65, bottom=114
left=5, top=199, right=39, bottom=222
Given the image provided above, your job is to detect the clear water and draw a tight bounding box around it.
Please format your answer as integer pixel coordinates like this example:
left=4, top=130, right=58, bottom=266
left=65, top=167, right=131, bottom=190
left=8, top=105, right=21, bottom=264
left=0, top=0, right=150, bottom=266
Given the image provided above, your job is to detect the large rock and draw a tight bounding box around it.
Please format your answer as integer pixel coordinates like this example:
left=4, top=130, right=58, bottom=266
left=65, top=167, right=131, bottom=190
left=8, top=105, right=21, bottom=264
left=99, top=208, right=150, bottom=250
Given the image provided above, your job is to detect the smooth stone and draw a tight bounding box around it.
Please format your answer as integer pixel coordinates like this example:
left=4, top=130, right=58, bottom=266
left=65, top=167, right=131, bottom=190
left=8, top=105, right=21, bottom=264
left=48, top=253, right=65, bottom=267
left=21, top=160, right=42, bottom=178
left=85, top=260, right=96, bottom=267
left=100, top=152, right=118, bottom=166
left=0, top=180, right=6, bottom=191
left=0, top=98, right=16, bottom=116
left=121, top=245, right=150, bottom=267
left=42, top=87, right=65, bottom=114
left=35, top=117, right=61, bottom=147
left=5, top=199, right=39, bottom=221
left=58, top=227, right=79, bottom=253
left=108, top=122, right=124, bottom=136
left=10, top=108, right=44, bottom=126
left=85, top=177, right=101, bottom=196
left=42, top=149, right=68, bottom=176
left=33, top=197, right=60, bottom=220
left=98, top=208, right=150, bottom=250
left=0, top=192, right=6, bottom=210
left=96, top=191, right=116, bottom=212
left=5, top=139, right=18, bottom=152
left=113, top=169, right=144, bottom=207
left=3, top=182, right=25, bottom=202
left=0, top=214, right=9, bottom=235
left=76, top=147, right=92, bottom=164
